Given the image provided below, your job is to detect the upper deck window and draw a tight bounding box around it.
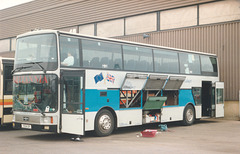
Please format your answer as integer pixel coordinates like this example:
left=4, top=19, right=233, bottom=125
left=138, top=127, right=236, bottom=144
left=82, top=39, right=122, bottom=69
left=123, top=45, right=153, bottom=72
left=60, top=36, right=80, bottom=67
left=200, top=56, right=218, bottom=76
left=153, top=49, right=179, bottom=73
left=179, top=53, right=201, bottom=75
left=15, top=34, right=57, bottom=71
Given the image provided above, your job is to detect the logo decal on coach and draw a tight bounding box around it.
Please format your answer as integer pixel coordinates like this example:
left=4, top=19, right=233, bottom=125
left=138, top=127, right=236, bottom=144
left=94, top=72, right=115, bottom=84
left=106, top=73, right=115, bottom=83
left=94, top=73, right=104, bottom=84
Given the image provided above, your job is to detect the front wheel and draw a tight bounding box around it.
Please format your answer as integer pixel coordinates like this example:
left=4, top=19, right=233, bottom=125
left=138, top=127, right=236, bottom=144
left=182, top=105, right=195, bottom=126
left=94, top=109, right=115, bottom=137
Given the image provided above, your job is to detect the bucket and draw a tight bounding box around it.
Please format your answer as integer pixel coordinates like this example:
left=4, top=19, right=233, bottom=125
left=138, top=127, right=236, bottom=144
left=141, top=129, right=157, bottom=137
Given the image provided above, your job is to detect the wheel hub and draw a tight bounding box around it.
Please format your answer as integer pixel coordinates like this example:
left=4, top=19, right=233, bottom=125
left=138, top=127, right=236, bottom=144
left=186, top=109, right=193, bottom=122
left=99, top=115, right=111, bottom=130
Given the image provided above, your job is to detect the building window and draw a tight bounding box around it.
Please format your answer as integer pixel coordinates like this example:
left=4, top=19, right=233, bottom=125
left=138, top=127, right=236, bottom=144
left=160, top=6, right=197, bottom=30
left=11, top=38, right=16, bottom=51
left=0, top=39, right=10, bottom=52
left=97, top=19, right=124, bottom=37
left=79, top=24, right=95, bottom=36
left=199, top=1, right=240, bottom=25
left=125, top=13, right=157, bottom=35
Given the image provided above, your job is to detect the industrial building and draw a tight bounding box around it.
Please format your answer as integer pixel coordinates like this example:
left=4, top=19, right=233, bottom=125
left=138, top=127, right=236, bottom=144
left=0, top=0, right=239, bottom=119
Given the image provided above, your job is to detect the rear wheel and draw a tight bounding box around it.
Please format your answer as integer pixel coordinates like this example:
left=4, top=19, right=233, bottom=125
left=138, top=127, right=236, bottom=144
left=183, top=105, right=195, bottom=126
left=94, top=109, right=115, bottom=137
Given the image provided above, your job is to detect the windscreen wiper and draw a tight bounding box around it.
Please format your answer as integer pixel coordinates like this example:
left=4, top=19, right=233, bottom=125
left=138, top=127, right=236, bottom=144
left=26, top=61, right=46, bottom=74
left=32, top=103, right=45, bottom=116
left=11, top=66, right=32, bottom=74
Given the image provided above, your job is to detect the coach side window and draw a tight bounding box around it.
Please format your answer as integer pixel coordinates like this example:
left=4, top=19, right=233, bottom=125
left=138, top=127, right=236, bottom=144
left=3, top=64, right=13, bottom=95
left=123, top=45, right=153, bottom=71
left=179, top=53, right=201, bottom=75
left=154, top=49, right=179, bottom=73
left=60, top=36, right=80, bottom=67
left=82, top=39, right=122, bottom=69
left=200, top=56, right=218, bottom=76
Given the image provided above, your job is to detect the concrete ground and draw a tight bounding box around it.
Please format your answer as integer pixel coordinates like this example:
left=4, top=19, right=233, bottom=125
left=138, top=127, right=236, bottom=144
left=0, top=118, right=239, bottom=154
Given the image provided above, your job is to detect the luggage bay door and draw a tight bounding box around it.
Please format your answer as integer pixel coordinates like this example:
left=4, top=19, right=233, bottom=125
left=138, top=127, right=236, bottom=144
left=144, top=75, right=167, bottom=91
left=120, top=73, right=148, bottom=108
left=215, top=82, right=224, bottom=118
left=121, top=73, right=148, bottom=91
left=161, top=76, right=186, bottom=122
left=163, top=76, right=186, bottom=91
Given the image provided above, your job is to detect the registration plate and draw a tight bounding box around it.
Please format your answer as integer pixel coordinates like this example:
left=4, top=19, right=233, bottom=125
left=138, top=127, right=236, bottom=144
left=21, top=124, right=32, bottom=129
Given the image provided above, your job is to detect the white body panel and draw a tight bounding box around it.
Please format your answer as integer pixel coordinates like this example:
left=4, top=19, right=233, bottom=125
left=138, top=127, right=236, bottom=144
left=84, top=110, right=143, bottom=131
left=86, top=70, right=126, bottom=89
left=3, top=115, right=13, bottom=123
left=86, top=69, right=219, bottom=90
left=216, top=104, right=224, bottom=117
left=116, top=109, right=142, bottom=127
left=0, top=107, right=2, bottom=118
left=215, top=82, right=224, bottom=117
left=195, top=105, right=202, bottom=119
left=61, top=114, right=84, bottom=135
left=85, top=112, right=97, bottom=131
left=161, top=107, right=184, bottom=122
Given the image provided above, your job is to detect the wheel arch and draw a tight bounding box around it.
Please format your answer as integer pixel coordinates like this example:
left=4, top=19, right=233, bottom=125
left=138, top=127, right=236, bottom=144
left=182, top=102, right=196, bottom=125
left=95, top=106, right=117, bottom=130
left=183, top=103, right=196, bottom=116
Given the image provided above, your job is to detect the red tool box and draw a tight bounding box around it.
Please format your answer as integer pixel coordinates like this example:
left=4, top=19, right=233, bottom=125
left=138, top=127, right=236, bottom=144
left=141, top=129, right=157, bottom=137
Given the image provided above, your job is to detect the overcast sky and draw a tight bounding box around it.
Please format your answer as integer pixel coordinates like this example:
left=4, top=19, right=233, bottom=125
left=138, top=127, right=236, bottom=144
left=0, top=0, right=34, bottom=10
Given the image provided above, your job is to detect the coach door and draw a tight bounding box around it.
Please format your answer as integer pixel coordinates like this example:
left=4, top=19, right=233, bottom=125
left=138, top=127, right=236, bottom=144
left=215, top=82, right=224, bottom=118
left=60, top=70, right=85, bottom=135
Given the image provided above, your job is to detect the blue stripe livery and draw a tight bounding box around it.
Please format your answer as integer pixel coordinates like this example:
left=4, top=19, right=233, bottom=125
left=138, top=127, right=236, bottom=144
left=179, top=89, right=195, bottom=106
left=85, top=89, right=195, bottom=112
left=85, top=89, right=120, bottom=112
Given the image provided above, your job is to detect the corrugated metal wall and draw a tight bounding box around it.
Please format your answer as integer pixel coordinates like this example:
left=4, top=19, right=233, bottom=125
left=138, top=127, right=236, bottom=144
left=0, top=0, right=216, bottom=39
left=116, top=21, right=240, bottom=101
left=1, top=0, right=238, bottom=101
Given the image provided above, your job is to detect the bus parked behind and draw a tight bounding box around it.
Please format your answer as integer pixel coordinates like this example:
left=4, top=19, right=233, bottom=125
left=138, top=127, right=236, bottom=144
left=0, top=57, right=14, bottom=126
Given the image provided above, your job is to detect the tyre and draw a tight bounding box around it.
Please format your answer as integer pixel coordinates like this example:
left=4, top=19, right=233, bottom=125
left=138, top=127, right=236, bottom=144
left=182, top=105, right=195, bottom=126
left=94, top=109, right=115, bottom=137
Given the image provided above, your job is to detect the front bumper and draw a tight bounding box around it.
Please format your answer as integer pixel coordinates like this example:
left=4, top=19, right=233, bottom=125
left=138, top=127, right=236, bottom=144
left=13, top=122, right=57, bottom=132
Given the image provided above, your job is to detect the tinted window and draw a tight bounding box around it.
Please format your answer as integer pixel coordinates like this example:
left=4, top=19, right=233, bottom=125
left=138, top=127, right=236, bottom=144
left=179, top=53, right=201, bottom=75
left=60, top=36, right=80, bottom=67
left=200, top=56, right=218, bottom=76
left=16, top=34, right=57, bottom=71
left=154, top=49, right=179, bottom=73
left=13, top=75, right=58, bottom=113
left=123, top=45, right=153, bottom=71
left=63, top=76, right=84, bottom=114
left=3, top=64, right=13, bottom=95
left=82, top=40, right=122, bottom=69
